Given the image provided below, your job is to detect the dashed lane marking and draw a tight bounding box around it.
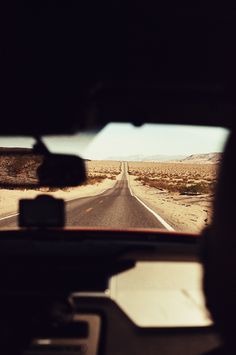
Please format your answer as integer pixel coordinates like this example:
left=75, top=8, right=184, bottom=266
left=66, top=190, right=106, bottom=203
left=85, top=208, right=93, bottom=213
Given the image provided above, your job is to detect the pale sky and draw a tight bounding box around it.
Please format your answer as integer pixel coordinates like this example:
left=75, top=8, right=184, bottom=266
left=0, top=123, right=230, bottom=160
left=83, top=123, right=230, bottom=160
left=0, top=133, right=94, bottom=155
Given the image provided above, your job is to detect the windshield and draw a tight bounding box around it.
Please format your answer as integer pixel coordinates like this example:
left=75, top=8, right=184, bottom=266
left=0, top=123, right=229, bottom=233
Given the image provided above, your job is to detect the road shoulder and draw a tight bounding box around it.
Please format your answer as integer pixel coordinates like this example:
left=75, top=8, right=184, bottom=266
left=128, top=175, right=212, bottom=233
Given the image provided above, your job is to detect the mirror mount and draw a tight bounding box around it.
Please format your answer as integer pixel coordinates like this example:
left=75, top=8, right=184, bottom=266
left=33, top=136, right=50, bottom=155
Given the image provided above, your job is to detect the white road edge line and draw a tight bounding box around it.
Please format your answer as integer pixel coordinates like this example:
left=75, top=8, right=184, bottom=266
left=0, top=189, right=108, bottom=221
left=133, top=195, right=175, bottom=231
left=0, top=213, right=19, bottom=221
left=125, top=163, right=175, bottom=231
left=127, top=178, right=134, bottom=196
left=125, top=162, right=134, bottom=197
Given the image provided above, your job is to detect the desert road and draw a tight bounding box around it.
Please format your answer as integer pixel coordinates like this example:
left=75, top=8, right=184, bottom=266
left=0, top=163, right=172, bottom=230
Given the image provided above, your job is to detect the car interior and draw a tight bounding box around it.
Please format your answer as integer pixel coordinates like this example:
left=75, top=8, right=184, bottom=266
left=0, top=2, right=236, bottom=355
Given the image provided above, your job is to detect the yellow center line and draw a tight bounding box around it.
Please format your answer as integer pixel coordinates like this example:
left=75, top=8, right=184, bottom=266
left=85, top=207, right=93, bottom=213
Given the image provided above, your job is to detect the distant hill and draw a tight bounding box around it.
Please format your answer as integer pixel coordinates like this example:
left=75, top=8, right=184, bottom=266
left=106, top=152, right=222, bottom=164
left=175, top=152, right=222, bottom=164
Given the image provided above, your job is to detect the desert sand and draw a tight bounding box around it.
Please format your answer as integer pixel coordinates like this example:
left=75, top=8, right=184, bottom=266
left=0, top=161, right=122, bottom=219
left=128, top=174, right=213, bottom=233
left=0, top=178, right=117, bottom=219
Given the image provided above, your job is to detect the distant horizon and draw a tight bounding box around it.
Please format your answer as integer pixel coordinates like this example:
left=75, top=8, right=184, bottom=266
left=0, top=146, right=223, bottom=162
left=0, top=123, right=229, bottom=160
left=83, top=123, right=229, bottom=160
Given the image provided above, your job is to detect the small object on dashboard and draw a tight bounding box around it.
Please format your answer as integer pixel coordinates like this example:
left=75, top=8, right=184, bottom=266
left=19, top=195, right=65, bottom=228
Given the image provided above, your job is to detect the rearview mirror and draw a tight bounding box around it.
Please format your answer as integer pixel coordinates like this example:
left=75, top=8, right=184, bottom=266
left=0, top=148, right=86, bottom=188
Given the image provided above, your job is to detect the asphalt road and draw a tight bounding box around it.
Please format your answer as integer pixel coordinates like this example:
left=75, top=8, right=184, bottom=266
left=0, top=163, right=166, bottom=229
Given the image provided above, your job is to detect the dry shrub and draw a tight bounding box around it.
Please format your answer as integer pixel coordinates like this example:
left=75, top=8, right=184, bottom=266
left=84, top=160, right=121, bottom=185
left=83, top=175, right=108, bottom=185
left=130, top=162, right=218, bottom=195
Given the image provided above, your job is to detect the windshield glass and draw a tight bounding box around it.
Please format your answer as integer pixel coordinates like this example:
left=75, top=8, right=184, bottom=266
left=0, top=124, right=229, bottom=233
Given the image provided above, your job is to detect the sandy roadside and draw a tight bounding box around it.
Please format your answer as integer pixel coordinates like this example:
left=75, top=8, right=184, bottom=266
left=0, top=177, right=118, bottom=219
left=128, top=175, right=213, bottom=233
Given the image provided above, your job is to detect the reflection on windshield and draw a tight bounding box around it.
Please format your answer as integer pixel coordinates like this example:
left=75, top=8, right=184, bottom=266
left=109, top=261, right=212, bottom=327
left=0, top=124, right=229, bottom=233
